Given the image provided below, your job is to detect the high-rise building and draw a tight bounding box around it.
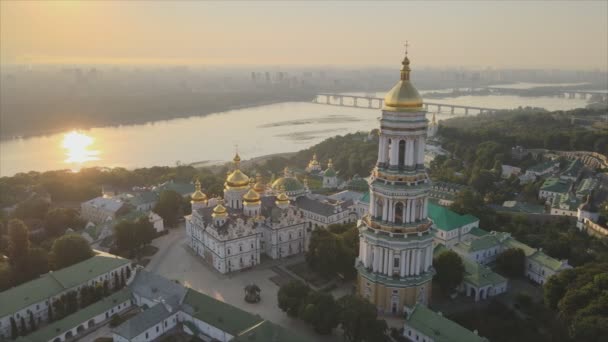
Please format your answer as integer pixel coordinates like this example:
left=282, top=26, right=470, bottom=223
left=356, top=51, right=435, bottom=315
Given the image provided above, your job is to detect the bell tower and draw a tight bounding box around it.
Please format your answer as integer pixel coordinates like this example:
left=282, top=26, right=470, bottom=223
left=356, top=47, right=434, bottom=315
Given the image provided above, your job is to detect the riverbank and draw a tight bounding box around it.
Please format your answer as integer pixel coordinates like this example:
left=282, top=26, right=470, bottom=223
left=189, top=151, right=297, bottom=171
left=0, top=90, right=316, bottom=140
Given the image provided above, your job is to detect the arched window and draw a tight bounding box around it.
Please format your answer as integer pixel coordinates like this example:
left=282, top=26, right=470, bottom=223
left=395, top=202, right=404, bottom=224
left=387, top=138, right=392, bottom=164
left=398, top=140, right=406, bottom=167
left=376, top=198, right=384, bottom=219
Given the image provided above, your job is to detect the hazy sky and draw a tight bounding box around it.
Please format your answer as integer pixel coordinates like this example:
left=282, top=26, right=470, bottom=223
left=1, top=1, right=607, bottom=69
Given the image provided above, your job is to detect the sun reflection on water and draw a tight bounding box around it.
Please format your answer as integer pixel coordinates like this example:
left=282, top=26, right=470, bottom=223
left=62, top=131, right=100, bottom=167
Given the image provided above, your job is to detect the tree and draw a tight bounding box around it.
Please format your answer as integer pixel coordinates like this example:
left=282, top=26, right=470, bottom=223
left=338, top=295, right=388, bottom=342
left=48, top=302, right=54, bottom=322
left=28, top=311, right=36, bottom=331
left=114, top=217, right=156, bottom=255
left=299, top=292, right=340, bottom=334
left=133, top=217, right=156, bottom=248
left=433, top=250, right=465, bottom=293
left=543, top=263, right=608, bottom=341
left=44, top=208, right=83, bottom=237
left=495, top=248, right=525, bottom=278
left=13, top=197, right=50, bottom=220
left=7, top=219, right=29, bottom=270
left=306, top=229, right=341, bottom=278
left=0, top=262, right=11, bottom=291
left=10, top=317, right=18, bottom=339
left=306, top=226, right=358, bottom=279
left=50, top=234, right=94, bottom=270
left=114, top=220, right=137, bottom=253
left=25, top=247, right=49, bottom=280
left=153, top=190, right=184, bottom=227
left=19, top=316, right=26, bottom=336
left=277, top=280, right=310, bottom=317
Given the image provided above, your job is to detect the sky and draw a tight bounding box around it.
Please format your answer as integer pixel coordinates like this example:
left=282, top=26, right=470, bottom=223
left=1, top=1, right=607, bottom=69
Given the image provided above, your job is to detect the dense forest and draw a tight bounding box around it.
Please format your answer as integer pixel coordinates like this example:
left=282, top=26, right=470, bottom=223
left=440, top=108, right=608, bottom=156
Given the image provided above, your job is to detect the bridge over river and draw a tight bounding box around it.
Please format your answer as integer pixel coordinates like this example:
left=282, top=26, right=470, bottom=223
left=313, top=93, right=500, bottom=115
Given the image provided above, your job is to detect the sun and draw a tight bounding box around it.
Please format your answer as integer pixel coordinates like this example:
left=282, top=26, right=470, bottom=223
left=62, top=130, right=100, bottom=164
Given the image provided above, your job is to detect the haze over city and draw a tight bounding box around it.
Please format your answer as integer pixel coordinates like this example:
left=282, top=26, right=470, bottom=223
left=1, top=1, right=607, bottom=69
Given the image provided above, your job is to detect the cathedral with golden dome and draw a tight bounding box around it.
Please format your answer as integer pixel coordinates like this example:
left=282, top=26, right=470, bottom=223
left=185, top=152, right=309, bottom=274
left=355, top=50, right=435, bottom=314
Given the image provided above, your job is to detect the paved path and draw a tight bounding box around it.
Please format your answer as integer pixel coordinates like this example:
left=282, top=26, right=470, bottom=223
left=146, top=227, right=342, bottom=342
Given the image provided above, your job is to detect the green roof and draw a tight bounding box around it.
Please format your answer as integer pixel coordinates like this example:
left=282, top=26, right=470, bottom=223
left=231, top=320, right=312, bottom=342
left=453, top=233, right=503, bottom=254
left=528, top=161, right=557, bottom=173
left=182, top=288, right=263, bottom=336
left=502, top=237, right=536, bottom=257
left=359, top=191, right=370, bottom=204
left=552, top=192, right=581, bottom=211
left=16, top=288, right=132, bottom=342
left=469, top=227, right=490, bottom=237
left=576, top=177, right=599, bottom=197
left=0, top=251, right=130, bottom=318
left=540, top=177, right=571, bottom=193
left=562, top=159, right=583, bottom=178
left=323, top=167, right=336, bottom=177
left=529, top=251, right=564, bottom=271
left=428, top=202, right=478, bottom=232
left=406, top=304, right=488, bottom=342
left=462, top=258, right=506, bottom=287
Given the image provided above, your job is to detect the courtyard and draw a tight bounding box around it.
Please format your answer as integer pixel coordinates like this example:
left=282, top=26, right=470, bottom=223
left=145, top=227, right=344, bottom=342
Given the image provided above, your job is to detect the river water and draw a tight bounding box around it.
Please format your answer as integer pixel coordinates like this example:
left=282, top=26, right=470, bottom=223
left=0, top=92, right=591, bottom=176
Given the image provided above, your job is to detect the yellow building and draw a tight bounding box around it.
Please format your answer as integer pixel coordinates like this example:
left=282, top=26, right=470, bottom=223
left=356, top=50, right=435, bottom=315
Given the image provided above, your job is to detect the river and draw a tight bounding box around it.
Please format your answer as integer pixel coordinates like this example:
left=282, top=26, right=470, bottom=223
left=0, top=92, right=592, bottom=176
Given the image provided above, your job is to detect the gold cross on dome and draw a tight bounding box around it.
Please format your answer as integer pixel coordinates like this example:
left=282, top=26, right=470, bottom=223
left=404, top=41, right=410, bottom=56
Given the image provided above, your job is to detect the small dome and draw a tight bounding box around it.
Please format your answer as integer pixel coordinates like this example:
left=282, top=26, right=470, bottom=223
left=212, top=202, right=228, bottom=218
left=275, top=186, right=290, bottom=205
left=271, top=177, right=304, bottom=192
left=324, top=159, right=337, bottom=177
left=254, top=173, right=265, bottom=193
left=243, top=188, right=261, bottom=203
left=191, top=179, right=208, bottom=202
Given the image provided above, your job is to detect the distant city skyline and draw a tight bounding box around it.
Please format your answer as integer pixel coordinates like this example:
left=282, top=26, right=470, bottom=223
left=1, top=1, right=607, bottom=70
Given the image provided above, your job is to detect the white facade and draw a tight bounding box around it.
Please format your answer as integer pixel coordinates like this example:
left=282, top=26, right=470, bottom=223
left=259, top=207, right=308, bottom=259
left=187, top=213, right=261, bottom=274
left=46, top=296, right=132, bottom=342
left=148, top=212, right=164, bottom=233
left=432, top=221, right=478, bottom=248
left=0, top=256, right=132, bottom=340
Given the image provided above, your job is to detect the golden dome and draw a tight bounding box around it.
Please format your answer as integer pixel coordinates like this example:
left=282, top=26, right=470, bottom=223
left=191, top=179, right=208, bottom=202
left=226, top=169, right=250, bottom=187
left=226, top=152, right=249, bottom=188
left=212, top=202, right=228, bottom=218
left=243, top=182, right=261, bottom=204
left=308, top=153, right=320, bottom=166
left=276, top=192, right=289, bottom=204
left=254, top=173, right=265, bottom=193
left=383, top=53, right=423, bottom=110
